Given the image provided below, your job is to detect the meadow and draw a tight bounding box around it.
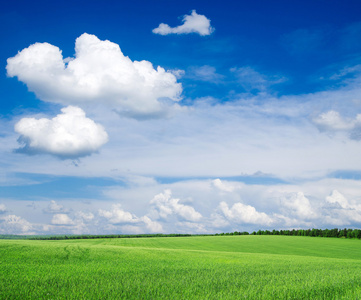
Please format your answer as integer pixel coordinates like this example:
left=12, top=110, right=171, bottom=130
left=1, top=235, right=361, bottom=299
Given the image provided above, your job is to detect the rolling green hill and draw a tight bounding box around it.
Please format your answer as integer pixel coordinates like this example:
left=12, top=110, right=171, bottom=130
left=1, top=235, right=361, bottom=299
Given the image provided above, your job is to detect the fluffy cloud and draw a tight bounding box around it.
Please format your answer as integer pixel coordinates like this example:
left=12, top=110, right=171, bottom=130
left=313, top=110, right=361, bottom=140
left=323, top=190, right=361, bottom=225
left=313, top=111, right=355, bottom=131
left=99, top=204, right=162, bottom=233
left=218, top=201, right=273, bottom=226
left=7, top=33, right=182, bottom=118
left=326, top=190, right=350, bottom=209
left=150, top=189, right=202, bottom=222
left=99, top=204, right=138, bottom=224
left=280, top=192, right=318, bottom=220
left=75, top=211, right=94, bottom=222
left=51, top=214, right=75, bottom=226
left=153, top=10, right=214, bottom=36
left=43, top=200, right=70, bottom=214
left=0, top=215, right=33, bottom=234
left=0, top=204, right=7, bottom=214
left=212, top=179, right=237, bottom=193
left=15, top=106, right=108, bottom=158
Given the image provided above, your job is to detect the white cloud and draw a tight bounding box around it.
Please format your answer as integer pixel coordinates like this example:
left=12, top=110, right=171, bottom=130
left=0, top=204, right=7, bottom=214
left=153, top=10, right=214, bottom=36
left=212, top=179, right=237, bottom=193
left=150, top=189, right=202, bottom=222
left=280, top=192, right=318, bottom=220
left=187, top=65, right=223, bottom=83
left=7, top=33, right=182, bottom=119
left=75, top=211, right=94, bottom=222
left=141, top=216, right=163, bottom=233
left=15, top=106, right=108, bottom=158
left=99, top=204, right=138, bottom=224
left=313, top=110, right=355, bottom=131
left=323, top=190, right=361, bottom=225
left=230, top=66, right=286, bottom=92
left=43, top=200, right=70, bottom=214
left=99, top=204, right=162, bottom=233
left=326, top=190, right=350, bottom=209
left=0, top=215, right=33, bottom=234
left=51, top=214, right=75, bottom=225
left=313, top=110, right=361, bottom=140
left=218, top=201, right=273, bottom=226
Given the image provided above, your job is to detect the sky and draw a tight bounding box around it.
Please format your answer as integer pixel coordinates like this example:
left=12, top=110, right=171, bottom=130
left=1, top=0, right=361, bottom=235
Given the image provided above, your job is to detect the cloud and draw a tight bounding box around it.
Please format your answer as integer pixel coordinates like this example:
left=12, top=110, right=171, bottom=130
left=14, top=106, right=108, bottom=158
left=323, top=190, right=361, bottom=225
left=230, top=66, right=286, bottom=93
left=99, top=204, right=162, bottom=233
left=75, top=211, right=94, bottom=222
left=99, top=204, right=138, bottom=224
left=280, top=192, right=318, bottom=220
left=326, top=190, right=350, bottom=209
left=218, top=201, right=273, bottom=226
left=141, top=216, right=163, bottom=233
left=43, top=200, right=70, bottom=214
left=313, top=110, right=361, bottom=140
left=51, top=214, right=75, bottom=226
left=0, top=204, right=7, bottom=214
left=187, top=65, right=223, bottom=83
left=152, top=10, right=214, bottom=36
left=7, top=33, right=182, bottom=119
left=150, top=189, right=202, bottom=222
left=212, top=179, right=237, bottom=193
left=313, top=110, right=354, bottom=131
left=0, top=215, right=33, bottom=234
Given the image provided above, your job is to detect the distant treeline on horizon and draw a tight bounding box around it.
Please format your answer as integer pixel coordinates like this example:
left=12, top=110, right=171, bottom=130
left=1, top=228, right=361, bottom=240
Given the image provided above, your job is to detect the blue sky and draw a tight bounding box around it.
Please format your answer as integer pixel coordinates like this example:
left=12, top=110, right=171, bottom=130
left=1, top=0, right=361, bottom=235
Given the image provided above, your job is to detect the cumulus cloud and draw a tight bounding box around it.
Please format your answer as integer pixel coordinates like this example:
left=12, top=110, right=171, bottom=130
left=99, top=204, right=162, bottom=233
left=141, top=216, right=163, bottom=233
left=323, top=190, right=361, bottom=225
left=43, top=200, right=70, bottom=214
left=313, top=111, right=355, bottom=131
left=75, top=211, right=94, bottom=222
left=0, top=215, right=33, bottom=234
left=280, top=192, right=318, bottom=220
left=0, top=204, right=7, bottom=214
left=51, top=214, right=75, bottom=226
left=7, top=33, right=182, bottom=118
left=326, top=190, right=350, bottom=209
left=152, top=10, right=214, bottom=36
left=313, top=110, right=361, bottom=140
left=99, top=204, right=138, bottom=224
left=15, top=106, right=108, bottom=158
left=218, top=201, right=273, bottom=226
left=212, top=179, right=237, bottom=192
left=150, top=189, right=202, bottom=222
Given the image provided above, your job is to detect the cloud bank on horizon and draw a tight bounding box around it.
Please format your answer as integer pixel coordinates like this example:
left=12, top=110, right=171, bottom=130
left=1, top=2, right=361, bottom=235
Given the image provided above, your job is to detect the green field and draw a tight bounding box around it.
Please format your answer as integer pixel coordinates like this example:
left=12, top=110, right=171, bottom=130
left=1, top=235, right=361, bottom=299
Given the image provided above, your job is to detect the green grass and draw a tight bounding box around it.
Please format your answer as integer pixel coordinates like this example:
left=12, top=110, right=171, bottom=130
left=1, top=235, right=361, bottom=299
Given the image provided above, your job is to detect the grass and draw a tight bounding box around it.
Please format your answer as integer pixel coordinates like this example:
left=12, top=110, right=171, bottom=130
left=1, top=235, right=361, bottom=299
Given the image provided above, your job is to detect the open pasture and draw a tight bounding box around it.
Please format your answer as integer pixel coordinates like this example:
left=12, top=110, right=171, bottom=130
left=1, top=235, right=361, bottom=299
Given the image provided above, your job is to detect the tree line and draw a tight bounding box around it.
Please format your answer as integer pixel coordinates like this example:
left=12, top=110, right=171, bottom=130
left=2, top=228, right=361, bottom=240
left=217, top=228, right=361, bottom=239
